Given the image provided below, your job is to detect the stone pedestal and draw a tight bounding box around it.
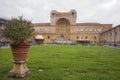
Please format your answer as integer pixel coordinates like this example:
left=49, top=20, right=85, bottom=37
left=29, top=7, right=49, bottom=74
left=8, top=61, right=31, bottom=78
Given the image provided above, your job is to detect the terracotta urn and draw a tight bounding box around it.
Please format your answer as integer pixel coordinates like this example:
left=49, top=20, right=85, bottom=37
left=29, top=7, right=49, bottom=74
left=10, top=42, right=30, bottom=61
left=8, top=42, right=31, bottom=77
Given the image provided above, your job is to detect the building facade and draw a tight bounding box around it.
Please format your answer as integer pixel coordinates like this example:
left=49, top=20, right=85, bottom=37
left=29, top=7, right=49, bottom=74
left=33, top=10, right=112, bottom=44
left=1, top=10, right=119, bottom=46
left=0, top=17, right=8, bottom=41
left=101, top=25, right=120, bottom=46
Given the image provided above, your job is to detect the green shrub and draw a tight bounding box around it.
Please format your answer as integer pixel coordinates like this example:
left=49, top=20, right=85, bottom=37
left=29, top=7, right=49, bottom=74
left=4, top=16, right=34, bottom=43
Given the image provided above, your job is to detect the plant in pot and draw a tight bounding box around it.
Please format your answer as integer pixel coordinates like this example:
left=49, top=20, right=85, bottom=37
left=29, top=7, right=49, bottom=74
left=4, top=16, right=34, bottom=78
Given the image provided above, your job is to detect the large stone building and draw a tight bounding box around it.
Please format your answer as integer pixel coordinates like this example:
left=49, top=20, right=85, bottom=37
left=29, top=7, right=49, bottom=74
left=1, top=10, right=119, bottom=46
left=101, top=25, right=120, bottom=47
left=0, top=17, right=8, bottom=41
left=33, top=10, right=112, bottom=44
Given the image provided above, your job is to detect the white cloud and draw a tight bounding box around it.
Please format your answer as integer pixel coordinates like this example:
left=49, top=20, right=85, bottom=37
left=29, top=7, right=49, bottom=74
left=0, top=0, right=120, bottom=26
left=101, top=0, right=117, bottom=9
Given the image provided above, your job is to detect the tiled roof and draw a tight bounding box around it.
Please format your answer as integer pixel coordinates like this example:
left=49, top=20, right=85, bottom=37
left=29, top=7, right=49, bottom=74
left=33, top=23, right=50, bottom=26
left=103, top=24, right=120, bottom=33
left=0, top=17, right=8, bottom=24
left=75, top=23, right=101, bottom=26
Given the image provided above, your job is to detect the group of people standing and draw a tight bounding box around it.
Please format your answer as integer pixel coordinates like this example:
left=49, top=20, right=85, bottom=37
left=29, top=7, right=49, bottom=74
left=0, top=41, right=9, bottom=48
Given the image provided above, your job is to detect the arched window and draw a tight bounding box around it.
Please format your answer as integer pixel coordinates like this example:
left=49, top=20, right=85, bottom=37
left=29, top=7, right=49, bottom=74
left=85, top=36, right=87, bottom=39
left=52, top=13, right=55, bottom=16
left=77, top=36, right=79, bottom=39
left=47, top=36, right=50, bottom=39
left=60, top=34, right=64, bottom=38
left=72, top=12, right=74, bottom=15
left=116, top=31, right=117, bottom=35
left=94, top=36, right=96, bottom=39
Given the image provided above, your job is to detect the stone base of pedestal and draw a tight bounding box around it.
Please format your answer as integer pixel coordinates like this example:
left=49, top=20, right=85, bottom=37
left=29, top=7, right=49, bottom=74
left=8, top=61, right=31, bottom=78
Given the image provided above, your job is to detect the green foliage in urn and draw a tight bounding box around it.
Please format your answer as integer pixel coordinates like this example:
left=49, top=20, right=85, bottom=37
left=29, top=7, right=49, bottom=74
left=4, top=16, right=34, bottom=44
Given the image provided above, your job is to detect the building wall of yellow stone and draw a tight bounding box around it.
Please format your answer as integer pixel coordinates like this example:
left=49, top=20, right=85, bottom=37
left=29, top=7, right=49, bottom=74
left=33, top=10, right=112, bottom=44
left=101, top=25, right=120, bottom=45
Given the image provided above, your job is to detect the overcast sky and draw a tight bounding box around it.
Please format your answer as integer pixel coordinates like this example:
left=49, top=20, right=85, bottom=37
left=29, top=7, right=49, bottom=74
left=0, top=0, right=120, bottom=26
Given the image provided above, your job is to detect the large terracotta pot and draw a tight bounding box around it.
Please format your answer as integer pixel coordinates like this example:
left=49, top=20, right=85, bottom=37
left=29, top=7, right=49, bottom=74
left=10, top=42, right=31, bottom=61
